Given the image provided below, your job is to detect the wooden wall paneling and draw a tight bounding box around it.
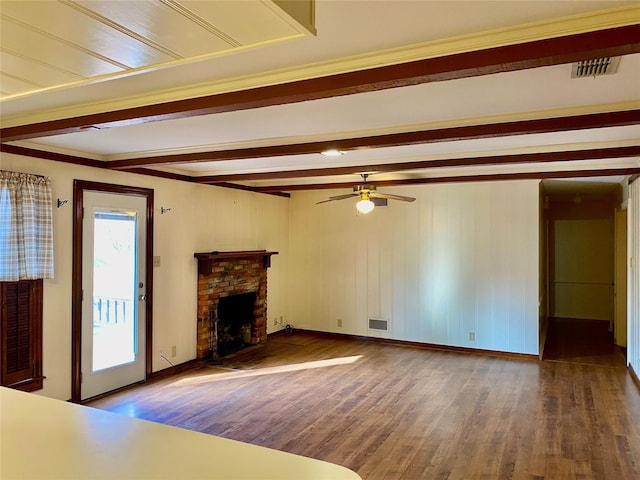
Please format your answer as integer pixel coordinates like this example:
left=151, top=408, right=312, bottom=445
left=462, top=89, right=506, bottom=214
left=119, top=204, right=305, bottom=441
left=505, top=185, right=521, bottom=352
left=509, top=181, right=536, bottom=353
left=517, top=182, right=537, bottom=353
left=428, top=187, right=447, bottom=345
left=379, top=210, right=394, bottom=337
left=474, top=186, right=493, bottom=351
left=323, top=203, right=349, bottom=334
left=461, top=187, right=478, bottom=348
left=417, top=187, right=434, bottom=343
left=353, top=213, right=367, bottom=337
left=390, top=208, right=407, bottom=341
left=447, top=187, right=463, bottom=346
left=380, top=207, right=394, bottom=339
left=402, top=203, right=420, bottom=342
left=287, top=180, right=540, bottom=356
left=489, top=184, right=513, bottom=351
left=286, top=202, right=308, bottom=330
left=364, top=220, right=378, bottom=330
left=333, top=228, right=356, bottom=334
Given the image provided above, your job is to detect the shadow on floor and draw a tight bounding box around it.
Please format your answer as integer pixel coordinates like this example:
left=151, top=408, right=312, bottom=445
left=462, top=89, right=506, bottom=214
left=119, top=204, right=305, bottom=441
left=543, top=317, right=627, bottom=367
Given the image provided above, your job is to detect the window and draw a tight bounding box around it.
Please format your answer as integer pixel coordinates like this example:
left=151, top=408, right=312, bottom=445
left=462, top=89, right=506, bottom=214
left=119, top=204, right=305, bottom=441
left=0, top=170, right=53, bottom=391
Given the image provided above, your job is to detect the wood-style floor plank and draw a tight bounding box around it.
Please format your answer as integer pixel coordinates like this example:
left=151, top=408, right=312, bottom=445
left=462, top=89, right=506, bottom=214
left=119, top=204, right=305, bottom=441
left=88, top=332, right=640, bottom=480
left=543, top=318, right=627, bottom=367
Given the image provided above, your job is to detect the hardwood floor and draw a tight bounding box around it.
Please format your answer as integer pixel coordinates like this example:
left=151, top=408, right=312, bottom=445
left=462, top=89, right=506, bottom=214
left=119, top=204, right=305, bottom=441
left=88, top=331, right=640, bottom=480
left=543, top=317, right=627, bottom=367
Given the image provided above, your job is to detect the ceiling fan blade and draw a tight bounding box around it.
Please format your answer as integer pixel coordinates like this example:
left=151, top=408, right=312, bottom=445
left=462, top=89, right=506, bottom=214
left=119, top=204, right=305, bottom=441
left=371, top=192, right=416, bottom=202
left=316, top=193, right=358, bottom=204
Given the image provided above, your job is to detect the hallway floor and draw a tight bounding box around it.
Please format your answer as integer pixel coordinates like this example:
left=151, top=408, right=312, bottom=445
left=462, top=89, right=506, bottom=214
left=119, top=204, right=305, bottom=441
left=543, top=317, right=627, bottom=367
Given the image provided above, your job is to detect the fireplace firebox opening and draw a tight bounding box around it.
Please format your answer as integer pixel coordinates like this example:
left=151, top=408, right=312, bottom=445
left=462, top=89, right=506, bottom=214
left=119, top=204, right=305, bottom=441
left=216, top=292, right=257, bottom=357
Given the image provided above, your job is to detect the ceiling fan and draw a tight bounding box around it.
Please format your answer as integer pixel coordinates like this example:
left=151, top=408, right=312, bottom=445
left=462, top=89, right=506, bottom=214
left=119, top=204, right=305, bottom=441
left=317, top=174, right=416, bottom=214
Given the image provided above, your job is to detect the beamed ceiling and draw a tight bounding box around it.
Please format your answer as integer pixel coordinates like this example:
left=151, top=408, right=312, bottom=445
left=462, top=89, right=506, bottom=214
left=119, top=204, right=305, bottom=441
left=1, top=1, right=639, bottom=198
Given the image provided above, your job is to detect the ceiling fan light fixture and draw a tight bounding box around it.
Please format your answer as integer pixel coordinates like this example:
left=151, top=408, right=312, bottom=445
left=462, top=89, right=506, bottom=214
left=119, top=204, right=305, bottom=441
left=320, top=149, right=345, bottom=156
left=356, top=197, right=374, bottom=214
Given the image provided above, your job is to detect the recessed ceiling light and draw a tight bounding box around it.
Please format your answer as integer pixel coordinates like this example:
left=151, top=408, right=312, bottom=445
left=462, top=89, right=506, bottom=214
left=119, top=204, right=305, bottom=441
left=321, top=149, right=345, bottom=156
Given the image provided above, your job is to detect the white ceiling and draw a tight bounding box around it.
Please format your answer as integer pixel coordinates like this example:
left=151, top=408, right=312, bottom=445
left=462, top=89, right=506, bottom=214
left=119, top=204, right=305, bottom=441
left=1, top=0, right=639, bottom=195
left=0, top=0, right=314, bottom=99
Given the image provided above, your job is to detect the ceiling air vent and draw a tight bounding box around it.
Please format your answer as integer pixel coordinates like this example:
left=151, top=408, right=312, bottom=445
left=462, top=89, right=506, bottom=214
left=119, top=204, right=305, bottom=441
left=571, top=57, right=620, bottom=78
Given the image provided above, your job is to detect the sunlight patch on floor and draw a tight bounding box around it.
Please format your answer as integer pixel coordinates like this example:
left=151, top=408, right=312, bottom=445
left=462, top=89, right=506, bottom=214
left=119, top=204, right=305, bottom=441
left=172, top=355, right=363, bottom=386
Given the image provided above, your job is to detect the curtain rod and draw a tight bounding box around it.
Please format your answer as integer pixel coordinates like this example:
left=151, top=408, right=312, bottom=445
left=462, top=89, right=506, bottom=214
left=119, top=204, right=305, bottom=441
left=1, top=169, right=47, bottom=178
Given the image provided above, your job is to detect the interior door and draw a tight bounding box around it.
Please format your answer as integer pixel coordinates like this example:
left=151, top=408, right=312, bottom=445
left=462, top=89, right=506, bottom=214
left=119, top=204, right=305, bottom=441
left=81, top=191, right=147, bottom=400
left=551, top=218, right=614, bottom=321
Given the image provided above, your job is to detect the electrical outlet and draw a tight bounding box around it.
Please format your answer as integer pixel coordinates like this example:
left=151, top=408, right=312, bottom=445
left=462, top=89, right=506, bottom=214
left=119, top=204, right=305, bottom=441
left=337, top=319, right=343, bottom=328
left=171, top=345, right=177, bottom=357
left=153, top=256, right=161, bottom=267
left=469, top=331, right=475, bottom=341
left=274, top=318, right=278, bottom=326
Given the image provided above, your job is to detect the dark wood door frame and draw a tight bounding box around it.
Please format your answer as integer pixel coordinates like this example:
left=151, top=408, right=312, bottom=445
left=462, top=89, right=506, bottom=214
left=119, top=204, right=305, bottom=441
left=71, top=180, right=154, bottom=402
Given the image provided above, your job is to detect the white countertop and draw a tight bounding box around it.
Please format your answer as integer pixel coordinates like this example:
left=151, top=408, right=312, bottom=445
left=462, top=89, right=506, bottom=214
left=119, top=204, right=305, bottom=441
left=0, top=387, right=361, bottom=480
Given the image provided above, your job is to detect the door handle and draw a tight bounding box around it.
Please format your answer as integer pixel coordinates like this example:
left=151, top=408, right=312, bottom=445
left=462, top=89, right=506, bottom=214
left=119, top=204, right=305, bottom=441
left=138, top=294, right=147, bottom=301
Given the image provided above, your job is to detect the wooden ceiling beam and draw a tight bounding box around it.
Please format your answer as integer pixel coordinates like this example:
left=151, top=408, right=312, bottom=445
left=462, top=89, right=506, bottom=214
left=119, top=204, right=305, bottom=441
left=107, top=110, right=640, bottom=169
left=0, top=143, right=291, bottom=197
left=0, top=144, right=104, bottom=168
left=2, top=140, right=636, bottom=195
left=1, top=25, right=638, bottom=143
left=194, top=146, right=640, bottom=183
left=255, top=167, right=640, bottom=192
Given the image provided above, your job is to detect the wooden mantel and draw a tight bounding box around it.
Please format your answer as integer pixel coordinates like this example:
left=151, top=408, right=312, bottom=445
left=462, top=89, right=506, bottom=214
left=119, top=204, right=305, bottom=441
left=194, top=250, right=278, bottom=274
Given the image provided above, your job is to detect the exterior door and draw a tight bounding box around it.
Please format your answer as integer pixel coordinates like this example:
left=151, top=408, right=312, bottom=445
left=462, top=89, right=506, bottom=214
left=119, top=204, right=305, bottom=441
left=80, top=191, right=147, bottom=400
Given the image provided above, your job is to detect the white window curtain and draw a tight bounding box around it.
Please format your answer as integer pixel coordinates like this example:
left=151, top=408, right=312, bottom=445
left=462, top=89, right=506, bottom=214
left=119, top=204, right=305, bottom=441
left=0, top=170, right=54, bottom=281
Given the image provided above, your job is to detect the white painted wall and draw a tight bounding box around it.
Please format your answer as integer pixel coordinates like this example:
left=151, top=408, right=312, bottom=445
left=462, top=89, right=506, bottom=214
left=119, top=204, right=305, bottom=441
left=288, top=180, right=540, bottom=355
left=0, top=153, right=290, bottom=400
left=628, top=179, right=640, bottom=374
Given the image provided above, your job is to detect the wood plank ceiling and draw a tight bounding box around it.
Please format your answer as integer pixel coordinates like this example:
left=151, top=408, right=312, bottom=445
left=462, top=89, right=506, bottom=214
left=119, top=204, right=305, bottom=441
left=0, top=0, right=314, bottom=98
left=0, top=1, right=639, bottom=197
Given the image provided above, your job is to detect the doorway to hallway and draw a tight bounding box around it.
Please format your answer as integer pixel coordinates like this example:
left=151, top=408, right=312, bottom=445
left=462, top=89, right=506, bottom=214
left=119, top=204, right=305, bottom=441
left=539, top=179, right=627, bottom=365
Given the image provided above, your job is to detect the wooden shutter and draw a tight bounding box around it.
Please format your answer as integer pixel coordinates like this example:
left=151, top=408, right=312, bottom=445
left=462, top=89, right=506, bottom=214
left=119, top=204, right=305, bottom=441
left=1, top=280, right=44, bottom=391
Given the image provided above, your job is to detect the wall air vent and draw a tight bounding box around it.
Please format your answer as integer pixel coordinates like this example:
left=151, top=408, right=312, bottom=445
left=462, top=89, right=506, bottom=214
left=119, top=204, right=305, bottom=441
left=368, top=318, right=389, bottom=332
left=571, top=57, right=620, bottom=78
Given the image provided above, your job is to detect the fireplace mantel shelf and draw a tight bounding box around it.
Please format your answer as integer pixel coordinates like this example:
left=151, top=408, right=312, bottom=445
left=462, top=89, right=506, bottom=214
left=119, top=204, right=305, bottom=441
left=194, top=250, right=278, bottom=273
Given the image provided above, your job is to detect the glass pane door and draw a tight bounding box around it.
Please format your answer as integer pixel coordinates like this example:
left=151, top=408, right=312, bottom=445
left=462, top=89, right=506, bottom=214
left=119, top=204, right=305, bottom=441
left=81, top=191, right=146, bottom=400
left=92, top=211, right=137, bottom=372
